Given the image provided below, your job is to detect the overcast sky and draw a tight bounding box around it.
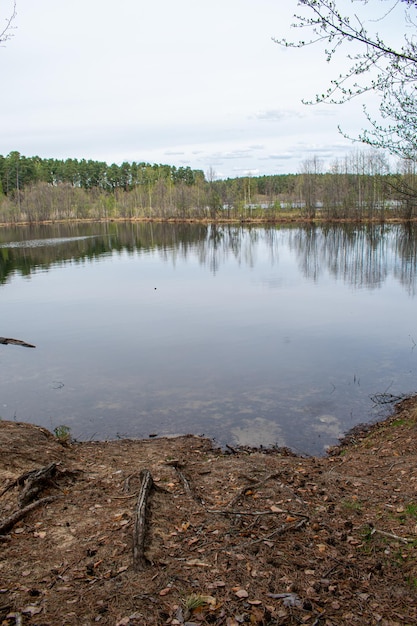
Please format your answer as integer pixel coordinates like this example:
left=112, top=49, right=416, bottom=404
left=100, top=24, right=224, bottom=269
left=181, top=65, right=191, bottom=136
left=0, top=0, right=405, bottom=179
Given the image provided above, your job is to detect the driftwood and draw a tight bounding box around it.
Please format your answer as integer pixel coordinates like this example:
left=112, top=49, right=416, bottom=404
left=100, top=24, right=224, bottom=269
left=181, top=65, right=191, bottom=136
left=133, top=469, right=154, bottom=571
left=0, top=336, right=36, bottom=348
left=18, top=462, right=57, bottom=508
left=0, top=496, right=58, bottom=535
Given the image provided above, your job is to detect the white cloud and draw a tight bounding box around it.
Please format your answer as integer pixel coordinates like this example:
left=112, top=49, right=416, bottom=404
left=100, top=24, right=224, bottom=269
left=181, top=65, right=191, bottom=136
left=0, top=0, right=396, bottom=178
left=253, top=109, right=304, bottom=121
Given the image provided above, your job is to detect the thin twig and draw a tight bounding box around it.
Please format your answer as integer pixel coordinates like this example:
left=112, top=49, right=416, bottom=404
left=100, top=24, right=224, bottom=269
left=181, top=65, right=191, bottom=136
left=243, top=518, right=308, bottom=547
left=226, top=473, right=280, bottom=509
left=207, top=508, right=308, bottom=518
left=371, top=527, right=411, bottom=544
left=166, top=460, right=205, bottom=504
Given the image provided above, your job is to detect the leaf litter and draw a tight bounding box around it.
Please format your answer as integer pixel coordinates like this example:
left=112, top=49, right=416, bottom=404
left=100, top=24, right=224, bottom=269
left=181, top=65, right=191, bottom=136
left=0, top=395, right=417, bottom=624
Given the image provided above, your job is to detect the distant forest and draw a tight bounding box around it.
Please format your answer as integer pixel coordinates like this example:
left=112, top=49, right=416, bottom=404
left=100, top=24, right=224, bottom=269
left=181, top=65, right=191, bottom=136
left=0, top=150, right=416, bottom=222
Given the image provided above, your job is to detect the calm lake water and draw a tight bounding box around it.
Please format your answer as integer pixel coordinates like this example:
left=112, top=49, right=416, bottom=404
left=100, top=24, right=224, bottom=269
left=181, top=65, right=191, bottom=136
left=1, top=221, right=416, bottom=455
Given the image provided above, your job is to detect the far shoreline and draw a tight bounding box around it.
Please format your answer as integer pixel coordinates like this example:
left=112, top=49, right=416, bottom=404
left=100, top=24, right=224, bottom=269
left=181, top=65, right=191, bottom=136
left=1, top=215, right=417, bottom=229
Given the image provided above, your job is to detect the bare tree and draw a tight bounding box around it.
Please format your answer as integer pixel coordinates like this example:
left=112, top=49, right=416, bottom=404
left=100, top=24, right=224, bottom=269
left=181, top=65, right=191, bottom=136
left=276, top=1, right=417, bottom=160
left=1, top=1, right=16, bottom=46
left=297, top=156, right=323, bottom=218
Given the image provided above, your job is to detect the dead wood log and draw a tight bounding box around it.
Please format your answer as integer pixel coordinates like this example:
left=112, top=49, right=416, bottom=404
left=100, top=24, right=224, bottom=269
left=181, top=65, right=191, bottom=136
left=0, top=337, right=36, bottom=348
left=18, top=462, right=57, bottom=508
left=0, top=496, right=58, bottom=535
left=133, top=469, right=154, bottom=571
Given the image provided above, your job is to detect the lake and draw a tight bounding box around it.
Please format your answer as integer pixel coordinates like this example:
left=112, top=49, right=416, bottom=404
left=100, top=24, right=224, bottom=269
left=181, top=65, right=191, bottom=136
left=0, top=221, right=416, bottom=455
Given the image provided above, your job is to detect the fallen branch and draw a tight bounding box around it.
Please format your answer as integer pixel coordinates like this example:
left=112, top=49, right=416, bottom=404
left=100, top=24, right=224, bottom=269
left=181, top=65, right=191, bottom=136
left=0, top=463, right=57, bottom=506
left=0, top=468, right=42, bottom=499
left=133, top=469, right=154, bottom=571
left=0, top=496, right=58, bottom=535
left=18, top=463, right=57, bottom=508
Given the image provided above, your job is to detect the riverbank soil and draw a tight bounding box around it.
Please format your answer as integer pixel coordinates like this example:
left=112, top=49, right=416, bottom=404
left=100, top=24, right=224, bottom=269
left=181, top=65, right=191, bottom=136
left=1, top=397, right=417, bottom=625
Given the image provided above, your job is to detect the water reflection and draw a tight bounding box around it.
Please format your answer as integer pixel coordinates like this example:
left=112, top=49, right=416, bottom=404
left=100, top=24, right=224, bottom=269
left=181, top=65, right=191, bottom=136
left=1, top=222, right=417, bottom=293
left=0, top=221, right=416, bottom=454
left=287, top=224, right=417, bottom=293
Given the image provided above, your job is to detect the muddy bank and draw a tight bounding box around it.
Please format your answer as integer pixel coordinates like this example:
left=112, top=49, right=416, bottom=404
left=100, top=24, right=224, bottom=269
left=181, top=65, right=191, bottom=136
left=1, top=396, right=417, bottom=625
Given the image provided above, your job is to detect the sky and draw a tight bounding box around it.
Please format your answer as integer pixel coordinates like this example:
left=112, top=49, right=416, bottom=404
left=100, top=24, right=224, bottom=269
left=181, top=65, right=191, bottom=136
left=0, top=0, right=406, bottom=179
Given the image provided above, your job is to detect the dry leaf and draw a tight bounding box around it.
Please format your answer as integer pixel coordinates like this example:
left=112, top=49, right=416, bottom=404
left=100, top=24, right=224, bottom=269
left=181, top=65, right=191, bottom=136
left=235, top=589, right=249, bottom=598
left=159, top=587, right=172, bottom=596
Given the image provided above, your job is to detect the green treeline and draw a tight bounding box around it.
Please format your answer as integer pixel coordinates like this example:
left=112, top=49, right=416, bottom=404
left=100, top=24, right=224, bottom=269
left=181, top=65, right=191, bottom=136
left=0, top=150, right=416, bottom=222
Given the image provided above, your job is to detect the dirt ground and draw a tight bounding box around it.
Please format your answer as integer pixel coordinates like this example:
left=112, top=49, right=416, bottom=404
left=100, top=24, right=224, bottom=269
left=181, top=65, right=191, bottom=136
left=1, top=397, right=417, bottom=626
